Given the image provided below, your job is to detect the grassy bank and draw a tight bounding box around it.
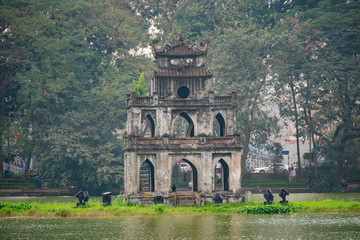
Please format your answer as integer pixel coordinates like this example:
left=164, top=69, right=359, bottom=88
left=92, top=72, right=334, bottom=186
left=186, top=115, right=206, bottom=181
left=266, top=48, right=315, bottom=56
left=1, top=198, right=359, bottom=218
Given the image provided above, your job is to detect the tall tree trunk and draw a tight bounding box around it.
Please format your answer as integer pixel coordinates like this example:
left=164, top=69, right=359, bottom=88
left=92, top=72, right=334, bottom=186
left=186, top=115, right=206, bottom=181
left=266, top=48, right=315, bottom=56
left=304, top=101, right=317, bottom=180
left=23, top=136, right=34, bottom=181
left=240, top=130, right=251, bottom=185
left=290, top=81, right=302, bottom=174
left=307, top=108, right=318, bottom=181
left=23, top=152, right=32, bottom=181
left=0, top=93, right=5, bottom=181
left=311, top=132, right=318, bottom=181
left=307, top=109, right=318, bottom=181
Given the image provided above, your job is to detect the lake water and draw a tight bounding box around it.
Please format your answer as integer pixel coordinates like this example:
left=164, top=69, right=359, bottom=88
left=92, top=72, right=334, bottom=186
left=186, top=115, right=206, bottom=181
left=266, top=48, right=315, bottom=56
left=1, top=214, right=360, bottom=239
left=1, top=194, right=359, bottom=239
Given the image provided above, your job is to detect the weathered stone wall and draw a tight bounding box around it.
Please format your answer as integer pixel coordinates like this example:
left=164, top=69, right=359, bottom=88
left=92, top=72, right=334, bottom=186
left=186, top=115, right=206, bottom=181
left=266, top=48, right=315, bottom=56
left=123, top=37, right=243, bottom=200
left=124, top=148, right=242, bottom=195
left=125, top=96, right=237, bottom=138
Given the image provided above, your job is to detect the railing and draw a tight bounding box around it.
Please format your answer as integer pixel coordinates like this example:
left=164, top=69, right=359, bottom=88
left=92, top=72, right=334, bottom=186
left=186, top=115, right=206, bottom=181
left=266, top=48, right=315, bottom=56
left=169, top=138, right=201, bottom=145
left=214, top=95, right=232, bottom=103
left=135, top=96, right=153, bottom=104
left=126, top=93, right=154, bottom=107
left=133, top=137, right=235, bottom=146
left=206, top=137, right=234, bottom=144
left=136, top=138, right=163, bottom=145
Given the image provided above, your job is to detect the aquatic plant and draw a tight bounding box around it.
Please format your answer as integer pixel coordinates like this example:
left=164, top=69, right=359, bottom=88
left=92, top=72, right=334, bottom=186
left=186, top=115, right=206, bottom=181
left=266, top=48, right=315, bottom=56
left=241, top=204, right=304, bottom=214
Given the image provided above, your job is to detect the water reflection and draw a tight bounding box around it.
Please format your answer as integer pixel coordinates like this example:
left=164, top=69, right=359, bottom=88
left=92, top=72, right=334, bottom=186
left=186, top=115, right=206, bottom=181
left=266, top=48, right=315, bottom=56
left=1, top=214, right=359, bottom=239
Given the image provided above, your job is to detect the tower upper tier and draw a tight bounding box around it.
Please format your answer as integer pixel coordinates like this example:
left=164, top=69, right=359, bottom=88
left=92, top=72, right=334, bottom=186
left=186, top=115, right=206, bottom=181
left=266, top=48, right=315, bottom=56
left=150, top=34, right=213, bottom=99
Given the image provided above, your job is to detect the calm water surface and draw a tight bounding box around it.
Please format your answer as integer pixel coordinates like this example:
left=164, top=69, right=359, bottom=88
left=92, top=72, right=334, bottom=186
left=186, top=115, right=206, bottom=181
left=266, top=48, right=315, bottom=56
left=1, top=214, right=360, bottom=239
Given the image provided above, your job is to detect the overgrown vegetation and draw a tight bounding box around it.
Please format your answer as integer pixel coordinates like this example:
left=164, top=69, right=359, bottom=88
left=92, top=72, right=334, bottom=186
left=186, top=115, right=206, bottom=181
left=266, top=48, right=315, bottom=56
left=0, top=198, right=359, bottom=218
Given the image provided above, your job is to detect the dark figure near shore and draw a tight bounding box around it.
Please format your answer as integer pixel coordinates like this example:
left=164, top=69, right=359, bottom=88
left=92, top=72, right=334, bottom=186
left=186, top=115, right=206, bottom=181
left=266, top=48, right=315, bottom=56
left=279, top=188, right=289, bottom=204
left=214, top=193, right=223, bottom=206
left=263, top=189, right=274, bottom=205
left=306, top=177, right=314, bottom=188
left=74, top=190, right=89, bottom=207
left=170, top=184, right=176, bottom=193
left=341, top=178, right=348, bottom=188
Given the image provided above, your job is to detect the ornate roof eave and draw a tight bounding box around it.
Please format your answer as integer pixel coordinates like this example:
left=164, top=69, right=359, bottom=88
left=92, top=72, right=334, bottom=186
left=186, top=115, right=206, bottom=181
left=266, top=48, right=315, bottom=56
left=154, top=73, right=213, bottom=78
left=150, top=34, right=209, bottom=58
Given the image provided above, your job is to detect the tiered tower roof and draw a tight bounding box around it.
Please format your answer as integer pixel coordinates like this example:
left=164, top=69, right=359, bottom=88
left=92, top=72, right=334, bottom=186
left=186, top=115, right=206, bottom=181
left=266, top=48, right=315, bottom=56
left=151, top=34, right=212, bottom=78
left=152, top=33, right=208, bottom=58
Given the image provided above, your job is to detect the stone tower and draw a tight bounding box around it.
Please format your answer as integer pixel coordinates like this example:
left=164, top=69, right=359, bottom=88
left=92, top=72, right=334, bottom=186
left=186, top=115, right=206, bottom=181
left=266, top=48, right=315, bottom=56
left=123, top=34, right=242, bottom=201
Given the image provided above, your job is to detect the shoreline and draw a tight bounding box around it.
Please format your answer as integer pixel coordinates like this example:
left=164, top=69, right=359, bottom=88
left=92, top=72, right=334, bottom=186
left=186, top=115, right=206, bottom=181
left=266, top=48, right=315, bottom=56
left=2, top=211, right=360, bottom=219
left=1, top=199, right=359, bottom=218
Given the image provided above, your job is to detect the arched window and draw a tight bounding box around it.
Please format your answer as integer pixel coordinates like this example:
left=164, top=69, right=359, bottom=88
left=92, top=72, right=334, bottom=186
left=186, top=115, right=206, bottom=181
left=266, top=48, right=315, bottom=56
left=213, top=113, right=225, bottom=137
left=139, top=159, right=155, bottom=192
left=171, top=159, right=198, bottom=191
left=214, top=159, right=229, bottom=191
left=143, top=114, right=155, bottom=137
left=173, top=112, right=194, bottom=137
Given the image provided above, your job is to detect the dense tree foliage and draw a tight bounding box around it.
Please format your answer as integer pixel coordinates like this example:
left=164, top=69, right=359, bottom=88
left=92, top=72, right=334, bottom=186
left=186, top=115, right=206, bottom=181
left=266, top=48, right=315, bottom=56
left=0, top=0, right=153, bottom=192
left=139, top=0, right=359, bottom=184
left=1, top=0, right=359, bottom=191
left=209, top=28, right=280, bottom=179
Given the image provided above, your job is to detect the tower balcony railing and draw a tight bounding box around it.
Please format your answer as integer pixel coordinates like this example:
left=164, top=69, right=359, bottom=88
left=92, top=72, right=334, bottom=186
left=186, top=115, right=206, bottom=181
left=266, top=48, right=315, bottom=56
left=126, top=92, right=154, bottom=107
left=214, top=95, right=232, bottom=103
left=126, top=91, right=237, bottom=108
left=210, top=90, right=237, bottom=106
left=135, top=95, right=153, bottom=104
left=124, top=135, right=241, bottom=149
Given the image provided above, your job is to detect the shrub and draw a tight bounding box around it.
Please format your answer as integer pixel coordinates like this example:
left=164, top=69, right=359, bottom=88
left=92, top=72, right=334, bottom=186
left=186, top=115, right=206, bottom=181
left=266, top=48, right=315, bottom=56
left=241, top=204, right=303, bottom=214
left=154, top=204, right=165, bottom=214
left=0, top=202, right=33, bottom=211
left=115, top=195, right=137, bottom=206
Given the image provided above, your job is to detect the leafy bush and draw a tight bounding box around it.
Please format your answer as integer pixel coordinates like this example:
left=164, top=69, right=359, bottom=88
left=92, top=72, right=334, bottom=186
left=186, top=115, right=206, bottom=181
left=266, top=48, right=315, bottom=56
left=154, top=204, right=165, bottom=214
left=241, top=204, right=304, bottom=214
left=115, top=195, right=137, bottom=206
left=0, top=202, right=33, bottom=211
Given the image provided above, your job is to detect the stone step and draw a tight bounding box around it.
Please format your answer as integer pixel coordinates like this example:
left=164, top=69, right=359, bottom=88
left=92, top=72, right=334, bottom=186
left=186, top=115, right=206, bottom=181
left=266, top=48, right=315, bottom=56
left=175, top=194, right=196, bottom=206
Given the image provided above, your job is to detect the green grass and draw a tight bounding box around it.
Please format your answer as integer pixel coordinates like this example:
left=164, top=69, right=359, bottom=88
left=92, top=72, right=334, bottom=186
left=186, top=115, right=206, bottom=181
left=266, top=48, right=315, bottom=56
left=0, top=197, right=359, bottom=218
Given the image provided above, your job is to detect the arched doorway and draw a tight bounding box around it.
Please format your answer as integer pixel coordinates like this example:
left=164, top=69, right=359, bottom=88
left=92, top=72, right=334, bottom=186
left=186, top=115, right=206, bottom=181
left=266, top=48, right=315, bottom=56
left=139, top=159, right=155, bottom=192
left=214, top=159, right=229, bottom=191
left=143, top=114, right=155, bottom=137
left=171, top=159, right=198, bottom=191
left=213, top=113, right=225, bottom=137
left=172, top=112, right=194, bottom=137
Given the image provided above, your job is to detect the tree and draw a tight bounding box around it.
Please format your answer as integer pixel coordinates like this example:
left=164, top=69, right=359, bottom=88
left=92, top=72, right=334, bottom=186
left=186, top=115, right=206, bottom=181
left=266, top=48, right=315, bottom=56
left=128, top=0, right=193, bottom=41
left=266, top=142, right=284, bottom=172
left=270, top=17, right=313, bottom=174
left=132, top=72, right=147, bottom=95
left=209, top=28, right=279, bottom=181
left=1, top=0, right=152, bottom=190
left=270, top=0, right=360, bottom=181
left=304, top=0, right=360, bottom=175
